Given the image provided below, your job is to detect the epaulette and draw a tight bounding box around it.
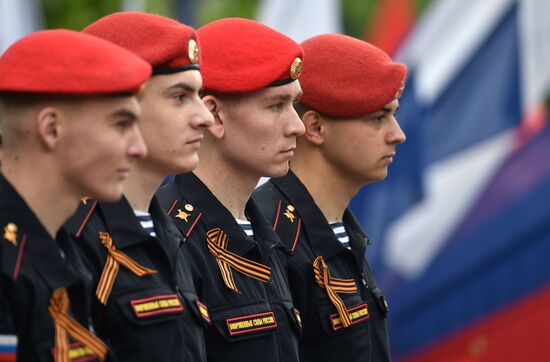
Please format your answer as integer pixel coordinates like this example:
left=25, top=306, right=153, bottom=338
left=271, top=199, right=302, bottom=254
left=64, top=197, right=98, bottom=237
left=164, top=198, right=202, bottom=241
left=1, top=221, right=27, bottom=281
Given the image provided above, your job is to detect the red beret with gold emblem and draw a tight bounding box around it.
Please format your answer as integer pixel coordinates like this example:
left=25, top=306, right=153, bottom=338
left=299, top=34, right=407, bottom=118
left=83, top=12, right=200, bottom=74
left=0, top=29, right=151, bottom=94
left=197, top=18, right=304, bottom=93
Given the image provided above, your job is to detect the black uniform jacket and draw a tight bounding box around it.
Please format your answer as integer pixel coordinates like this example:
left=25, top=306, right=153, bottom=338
left=63, top=195, right=208, bottom=362
left=253, top=171, right=391, bottom=362
left=0, top=173, right=102, bottom=361
left=157, top=172, right=301, bottom=362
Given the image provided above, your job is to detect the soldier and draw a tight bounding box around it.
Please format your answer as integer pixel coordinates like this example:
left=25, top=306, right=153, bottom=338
left=157, top=18, right=305, bottom=362
left=62, top=12, right=214, bottom=362
left=253, top=34, right=407, bottom=362
left=0, top=29, right=150, bottom=361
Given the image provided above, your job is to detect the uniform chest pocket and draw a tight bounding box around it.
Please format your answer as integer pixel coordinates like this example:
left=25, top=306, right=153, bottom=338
left=116, top=288, right=185, bottom=326
left=317, top=294, right=371, bottom=335
left=211, top=302, right=278, bottom=342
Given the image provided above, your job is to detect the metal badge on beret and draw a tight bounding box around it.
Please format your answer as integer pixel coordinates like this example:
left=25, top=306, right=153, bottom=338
left=290, top=57, right=302, bottom=80
left=394, top=82, right=405, bottom=99
left=188, top=39, right=199, bottom=64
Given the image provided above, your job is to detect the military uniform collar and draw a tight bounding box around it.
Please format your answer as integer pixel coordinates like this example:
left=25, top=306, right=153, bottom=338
left=0, top=173, right=80, bottom=290
left=101, top=196, right=180, bottom=252
left=271, top=171, right=368, bottom=262
left=173, top=172, right=280, bottom=256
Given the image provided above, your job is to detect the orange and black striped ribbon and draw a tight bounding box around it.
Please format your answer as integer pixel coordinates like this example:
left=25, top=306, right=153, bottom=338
left=206, top=228, right=271, bottom=292
left=313, top=256, right=357, bottom=328
left=48, top=288, right=108, bottom=361
left=96, top=232, right=157, bottom=305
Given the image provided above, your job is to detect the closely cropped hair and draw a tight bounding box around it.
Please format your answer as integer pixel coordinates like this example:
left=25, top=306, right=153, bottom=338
left=293, top=101, right=311, bottom=119
left=293, top=101, right=339, bottom=121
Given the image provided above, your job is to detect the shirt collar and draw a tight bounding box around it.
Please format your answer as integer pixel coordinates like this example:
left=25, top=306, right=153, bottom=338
left=270, top=171, right=368, bottom=261
left=0, top=173, right=81, bottom=290
left=172, top=172, right=281, bottom=256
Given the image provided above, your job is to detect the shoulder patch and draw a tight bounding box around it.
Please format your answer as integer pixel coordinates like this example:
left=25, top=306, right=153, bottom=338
left=272, top=199, right=302, bottom=254
left=165, top=199, right=202, bottom=240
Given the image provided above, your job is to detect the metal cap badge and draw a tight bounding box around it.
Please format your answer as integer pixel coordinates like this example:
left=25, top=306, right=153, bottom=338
left=290, top=57, right=302, bottom=80
left=188, top=39, right=199, bottom=64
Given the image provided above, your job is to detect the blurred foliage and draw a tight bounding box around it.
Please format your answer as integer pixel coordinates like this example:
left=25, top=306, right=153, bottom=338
left=197, top=0, right=258, bottom=26
left=341, top=0, right=376, bottom=38
left=41, top=0, right=431, bottom=36
left=144, top=0, right=173, bottom=16
left=42, top=0, right=121, bottom=30
left=42, top=0, right=172, bottom=29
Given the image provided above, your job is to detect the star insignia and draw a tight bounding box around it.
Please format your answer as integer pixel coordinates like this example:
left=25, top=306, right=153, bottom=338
left=4, top=223, right=18, bottom=246
left=283, top=209, right=295, bottom=222
left=176, top=209, right=190, bottom=222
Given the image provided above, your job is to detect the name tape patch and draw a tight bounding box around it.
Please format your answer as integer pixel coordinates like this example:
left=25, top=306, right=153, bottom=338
left=130, top=294, right=183, bottom=318
left=226, top=311, right=277, bottom=335
left=51, top=341, right=95, bottom=362
left=68, top=341, right=94, bottom=361
left=330, top=303, right=369, bottom=331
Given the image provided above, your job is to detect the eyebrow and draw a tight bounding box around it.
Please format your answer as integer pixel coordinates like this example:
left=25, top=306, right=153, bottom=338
left=110, top=109, right=138, bottom=121
left=264, top=91, right=303, bottom=103
left=166, top=82, right=198, bottom=93
left=380, top=104, right=400, bottom=113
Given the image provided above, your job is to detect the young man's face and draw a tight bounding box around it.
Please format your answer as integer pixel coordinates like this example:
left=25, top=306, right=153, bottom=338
left=322, top=99, right=406, bottom=185
left=137, top=70, right=213, bottom=174
left=58, top=95, right=147, bottom=201
left=218, top=81, right=305, bottom=178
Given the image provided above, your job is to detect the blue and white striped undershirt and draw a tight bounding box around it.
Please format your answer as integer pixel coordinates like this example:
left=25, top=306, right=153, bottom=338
left=330, top=221, right=351, bottom=250
left=236, top=219, right=254, bottom=237
left=134, top=210, right=156, bottom=237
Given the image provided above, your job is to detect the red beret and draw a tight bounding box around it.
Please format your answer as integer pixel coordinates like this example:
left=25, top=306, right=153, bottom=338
left=299, top=34, right=407, bottom=118
left=197, top=18, right=304, bottom=93
left=83, top=12, right=199, bottom=74
left=0, top=29, right=151, bottom=95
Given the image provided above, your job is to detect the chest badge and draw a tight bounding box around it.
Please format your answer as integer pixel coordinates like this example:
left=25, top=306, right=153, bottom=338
left=283, top=205, right=296, bottom=222
left=3, top=223, right=18, bottom=246
left=176, top=209, right=190, bottom=222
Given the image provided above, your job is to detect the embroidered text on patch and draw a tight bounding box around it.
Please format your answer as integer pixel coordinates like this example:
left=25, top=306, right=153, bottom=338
left=131, top=294, right=183, bottom=318
left=226, top=312, right=277, bottom=335
left=330, top=303, right=369, bottom=331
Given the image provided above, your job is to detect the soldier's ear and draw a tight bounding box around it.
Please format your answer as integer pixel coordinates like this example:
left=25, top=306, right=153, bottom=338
left=202, top=95, right=225, bottom=139
left=35, top=106, right=63, bottom=151
left=301, top=110, right=325, bottom=146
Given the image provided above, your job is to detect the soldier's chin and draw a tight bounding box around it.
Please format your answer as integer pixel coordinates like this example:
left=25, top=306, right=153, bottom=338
left=88, top=186, right=124, bottom=203
left=264, top=162, right=290, bottom=179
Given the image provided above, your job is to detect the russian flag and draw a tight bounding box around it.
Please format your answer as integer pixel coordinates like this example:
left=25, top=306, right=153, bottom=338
left=0, top=334, right=16, bottom=362
left=351, top=0, right=550, bottom=360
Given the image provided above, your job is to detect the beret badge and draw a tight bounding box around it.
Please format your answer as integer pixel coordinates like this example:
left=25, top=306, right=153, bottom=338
left=290, top=57, right=303, bottom=80
left=188, top=39, right=199, bottom=64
